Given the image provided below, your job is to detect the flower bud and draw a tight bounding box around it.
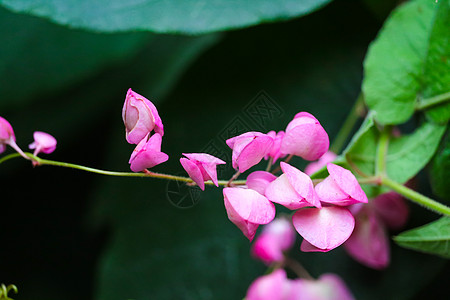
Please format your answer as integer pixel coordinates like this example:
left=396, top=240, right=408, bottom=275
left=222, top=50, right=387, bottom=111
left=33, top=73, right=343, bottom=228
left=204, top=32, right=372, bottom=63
left=0, top=116, right=16, bottom=154
left=29, top=131, right=57, bottom=156
left=180, top=153, right=225, bottom=190
left=129, top=133, right=168, bottom=172
left=122, top=89, right=164, bottom=144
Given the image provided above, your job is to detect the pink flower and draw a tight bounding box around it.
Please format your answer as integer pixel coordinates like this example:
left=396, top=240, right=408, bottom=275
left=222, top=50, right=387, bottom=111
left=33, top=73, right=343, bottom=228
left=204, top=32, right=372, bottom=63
left=180, top=153, right=225, bottom=191
left=251, top=218, right=295, bottom=264
left=122, top=88, right=164, bottom=144
left=246, top=171, right=277, bottom=195
left=29, top=131, right=57, bottom=156
left=343, top=192, right=408, bottom=269
left=0, top=116, right=16, bottom=154
left=246, top=269, right=294, bottom=300
left=129, top=133, right=168, bottom=172
left=226, top=131, right=273, bottom=173
left=294, top=274, right=355, bottom=300
left=315, top=163, right=368, bottom=206
left=246, top=270, right=354, bottom=300
left=223, top=187, right=276, bottom=241
left=293, top=206, right=355, bottom=252
left=281, top=112, right=329, bottom=161
left=304, top=151, right=337, bottom=175
left=265, top=130, right=287, bottom=162
left=265, top=162, right=321, bottom=209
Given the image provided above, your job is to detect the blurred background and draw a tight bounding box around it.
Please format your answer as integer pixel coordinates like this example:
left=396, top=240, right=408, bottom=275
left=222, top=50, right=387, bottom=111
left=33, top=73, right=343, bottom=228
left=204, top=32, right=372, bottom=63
left=0, top=0, right=448, bottom=299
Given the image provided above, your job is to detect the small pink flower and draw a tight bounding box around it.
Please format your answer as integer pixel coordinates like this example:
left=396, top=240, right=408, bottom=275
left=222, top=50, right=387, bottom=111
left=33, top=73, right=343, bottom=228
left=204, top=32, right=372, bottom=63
left=251, top=218, right=295, bottom=265
left=315, top=163, right=368, bottom=206
left=344, top=206, right=389, bottom=270
left=226, top=132, right=274, bottom=173
left=304, top=151, right=337, bottom=175
left=281, top=112, right=329, bottom=161
left=246, top=171, right=277, bottom=195
left=293, top=206, right=355, bottom=252
left=293, top=274, right=355, bottom=300
left=265, top=130, right=287, bottom=162
left=180, top=153, right=225, bottom=191
left=246, top=269, right=293, bottom=300
left=129, top=133, right=168, bottom=172
left=0, top=116, right=15, bottom=154
left=223, top=187, right=276, bottom=241
left=29, top=131, right=57, bottom=156
left=122, top=88, right=164, bottom=144
left=372, top=191, right=409, bottom=230
left=265, top=162, right=321, bottom=209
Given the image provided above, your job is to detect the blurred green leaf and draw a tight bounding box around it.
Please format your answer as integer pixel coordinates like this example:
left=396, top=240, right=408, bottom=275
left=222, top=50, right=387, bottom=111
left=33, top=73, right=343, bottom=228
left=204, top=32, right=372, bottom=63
left=394, top=217, right=450, bottom=258
left=0, top=7, right=150, bottom=109
left=429, top=129, right=450, bottom=200
left=363, top=0, right=450, bottom=125
left=0, top=0, right=332, bottom=35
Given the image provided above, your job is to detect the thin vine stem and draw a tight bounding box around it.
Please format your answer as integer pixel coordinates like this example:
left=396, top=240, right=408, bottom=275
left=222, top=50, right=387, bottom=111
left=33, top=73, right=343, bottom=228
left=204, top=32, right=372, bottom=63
left=416, top=91, right=450, bottom=110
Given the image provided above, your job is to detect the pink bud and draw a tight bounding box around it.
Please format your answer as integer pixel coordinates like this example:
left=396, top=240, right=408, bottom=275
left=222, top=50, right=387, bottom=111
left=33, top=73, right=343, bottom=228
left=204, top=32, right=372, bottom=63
left=293, top=206, right=355, bottom=252
left=226, top=132, right=274, bottom=173
left=372, top=191, right=409, bottom=230
left=129, top=133, right=168, bottom=172
left=223, top=187, right=276, bottom=241
left=246, top=171, right=277, bottom=195
left=29, top=131, right=57, bottom=156
left=265, top=162, right=321, bottom=209
left=315, top=163, right=368, bottom=206
left=246, top=269, right=294, bottom=300
left=281, top=112, right=329, bottom=161
left=180, top=153, right=225, bottom=191
left=122, top=89, right=164, bottom=144
left=344, top=207, right=389, bottom=269
left=251, top=218, right=296, bottom=264
left=304, top=151, right=337, bottom=175
left=293, top=274, right=355, bottom=300
left=265, top=131, right=287, bottom=162
left=0, top=116, right=16, bottom=154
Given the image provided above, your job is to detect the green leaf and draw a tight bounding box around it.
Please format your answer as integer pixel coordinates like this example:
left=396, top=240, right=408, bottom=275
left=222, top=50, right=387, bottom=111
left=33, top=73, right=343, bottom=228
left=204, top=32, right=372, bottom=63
left=429, top=129, right=450, bottom=200
left=0, top=7, right=150, bottom=109
left=344, top=115, right=446, bottom=183
left=394, top=217, right=450, bottom=258
left=363, top=0, right=450, bottom=124
left=0, top=0, right=332, bottom=35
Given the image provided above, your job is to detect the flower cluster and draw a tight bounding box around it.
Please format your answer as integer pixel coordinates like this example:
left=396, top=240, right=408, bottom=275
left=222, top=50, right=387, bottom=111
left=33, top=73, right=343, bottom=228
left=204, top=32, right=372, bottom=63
left=0, top=116, right=57, bottom=161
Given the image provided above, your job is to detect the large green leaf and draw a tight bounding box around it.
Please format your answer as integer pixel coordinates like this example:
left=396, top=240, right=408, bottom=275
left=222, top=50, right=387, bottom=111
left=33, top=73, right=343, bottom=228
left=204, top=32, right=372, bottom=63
left=363, top=0, right=450, bottom=124
left=0, top=0, right=332, bottom=35
left=0, top=7, right=149, bottom=109
left=394, top=217, right=450, bottom=258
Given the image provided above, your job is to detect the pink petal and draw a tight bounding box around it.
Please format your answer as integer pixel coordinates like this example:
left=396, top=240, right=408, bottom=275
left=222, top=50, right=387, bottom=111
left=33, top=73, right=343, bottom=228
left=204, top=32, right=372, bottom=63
left=300, top=239, right=331, bottom=252
left=281, top=162, right=321, bottom=208
left=0, top=116, right=15, bottom=142
left=327, top=163, right=368, bottom=204
left=292, top=206, right=355, bottom=251
left=180, top=158, right=205, bottom=191
left=129, top=133, right=169, bottom=172
left=265, top=174, right=311, bottom=210
left=372, top=191, right=409, bottom=230
left=237, top=135, right=273, bottom=173
left=246, top=269, right=293, bottom=300
left=282, top=112, right=329, bottom=161
left=182, top=153, right=225, bottom=187
left=304, top=151, right=337, bottom=175
left=265, top=131, right=286, bottom=162
left=246, top=171, right=277, bottom=195
left=223, top=187, right=275, bottom=241
left=344, top=209, right=390, bottom=269
left=293, top=274, right=355, bottom=300
left=315, top=176, right=351, bottom=206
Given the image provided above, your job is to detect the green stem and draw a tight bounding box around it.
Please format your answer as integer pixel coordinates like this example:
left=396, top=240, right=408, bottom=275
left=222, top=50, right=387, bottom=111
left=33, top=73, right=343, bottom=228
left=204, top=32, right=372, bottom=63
left=330, top=94, right=365, bottom=153
left=381, top=176, right=450, bottom=216
left=375, top=126, right=391, bottom=176
left=0, top=152, right=245, bottom=187
left=416, top=91, right=450, bottom=110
